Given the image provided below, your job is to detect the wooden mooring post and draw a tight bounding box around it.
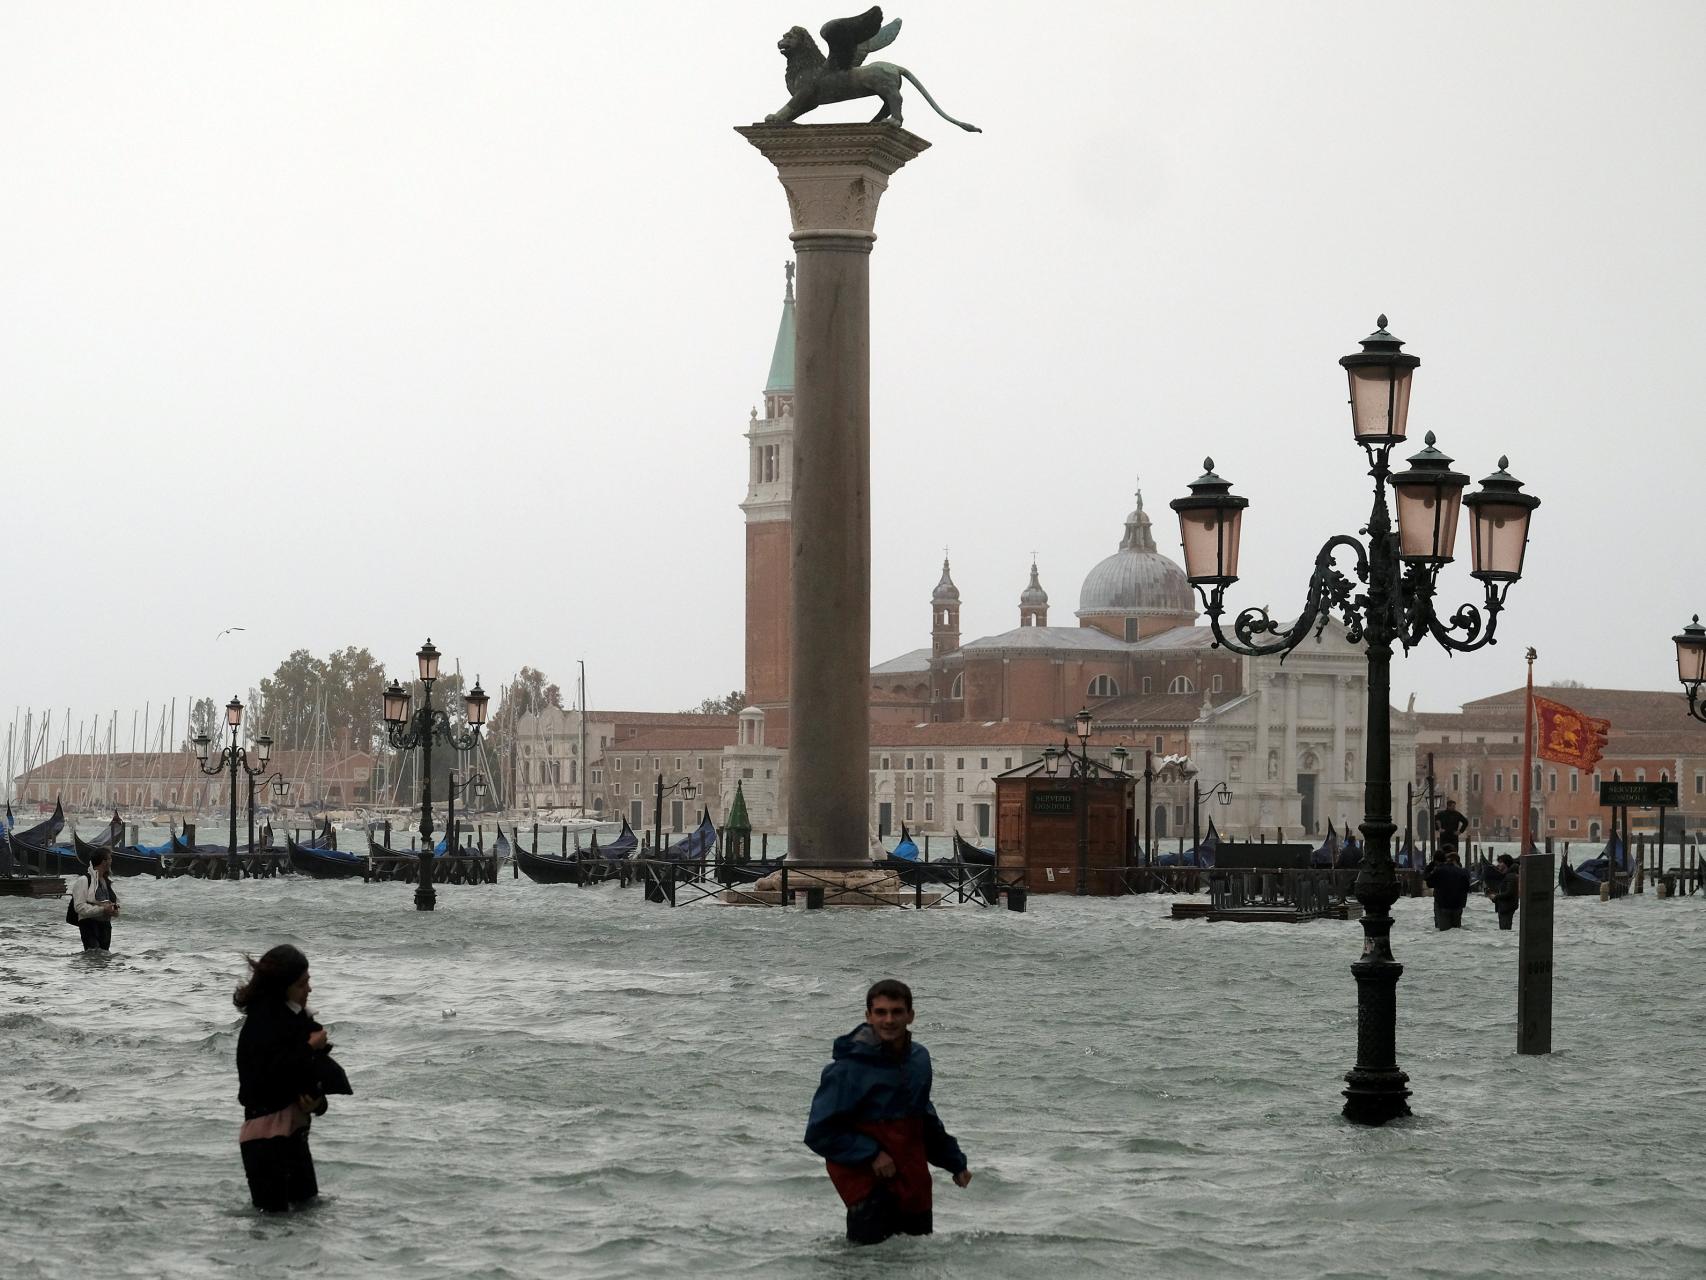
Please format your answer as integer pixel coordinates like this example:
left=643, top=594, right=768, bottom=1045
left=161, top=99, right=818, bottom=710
left=1517, top=851, right=1555, bottom=1055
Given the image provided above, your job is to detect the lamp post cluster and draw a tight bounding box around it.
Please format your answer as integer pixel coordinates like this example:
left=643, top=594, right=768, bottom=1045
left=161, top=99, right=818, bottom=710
left=1169, top=317, right=1541, bottom=1126
left=652, top=773, right=699, bottom=855
left=1675, top=616, right=1706, bottom=723
left=381, top=639, right=489, bottom=912
left=194, top=695, right=289, bottom=879
left=1042, top=708, right=1131, bottom=896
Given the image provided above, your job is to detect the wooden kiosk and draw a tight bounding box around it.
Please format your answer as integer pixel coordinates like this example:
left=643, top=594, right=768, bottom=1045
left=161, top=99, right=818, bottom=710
left=994, top=755, right=1136, bottom=895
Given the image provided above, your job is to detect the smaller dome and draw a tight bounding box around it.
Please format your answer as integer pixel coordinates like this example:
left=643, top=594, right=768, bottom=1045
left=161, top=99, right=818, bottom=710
left=932, top=557, right=960, bottom=603
left=1019, top=560, right=1048, bottom=607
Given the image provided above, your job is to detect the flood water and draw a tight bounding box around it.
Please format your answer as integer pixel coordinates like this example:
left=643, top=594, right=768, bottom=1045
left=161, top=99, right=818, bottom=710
left=3, top=878, right=1702, bottom=1279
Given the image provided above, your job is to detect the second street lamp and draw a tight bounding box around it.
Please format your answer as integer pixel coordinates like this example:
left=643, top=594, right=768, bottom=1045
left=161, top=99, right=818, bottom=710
left=381, top=638, right=489, bottom=912
left=193, top=696, right=270, bottom=880
left=1674, top=615, right=1706, bottom=724
left=1171, top=316, right=1540, bottom=1126
left=653, top=773, right=699, bottom=856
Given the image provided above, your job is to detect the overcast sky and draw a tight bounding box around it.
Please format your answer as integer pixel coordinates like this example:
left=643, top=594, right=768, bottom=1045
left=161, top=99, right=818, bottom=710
left=4, top=1, right=1703, bottom=749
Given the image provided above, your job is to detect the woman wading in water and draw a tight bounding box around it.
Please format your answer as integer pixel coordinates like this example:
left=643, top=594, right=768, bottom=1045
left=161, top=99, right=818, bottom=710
left=234, top=945, right=351, bottom=1211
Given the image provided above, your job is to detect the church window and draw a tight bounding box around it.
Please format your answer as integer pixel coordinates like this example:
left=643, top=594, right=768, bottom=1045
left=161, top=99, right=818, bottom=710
left=1569, top=771, right=1578, bottom=792
left=979, top=757, right=988, bottom=771
left=905, top=756, right=914, bottom=770
left=652, top=757, right=659, bottom=770
left=614, top=758, right=622, bottom=771
left=925, top=777, right=934, bottom=794
left=1004, top=757, right=1012, bottom=769
left=1547, top=771, right=1557, bottom=792
left=1471, top=772, right=1481, bottom=792
left=1569, top=818, right=1578, bottom=831
left=1636, top=769, right=1645, bottom=782
left=956, top=777, right=964, bottom=793
left=1211, top=674, right=1223, bottom=693
left=742, top=768, right=754, bottom=780
left=956, top=804, right=964, bottom=821
left=950, top=674, right=963, bottom=700
left=1142, top=677, right=1152, bottom=694
left=925, top=802, right=934, bottom=821
left=880, top=755, right=890, bottom=770
left=674, top=757, right=682, bottom=771
left=1696, top=773, right=1704, bottom=795
left=765, top=769, right=773, bottom=779
left=1168, top=676, right=1195, bottom=694
left=905, top=802, right=914, bottom=822
left=1124, top=619, right=1139, bottom=642
left=925, top=756, right=934, bottom=770
left=697, top=757, right=704, bottom=770
left=1158, top=737, right=1167, bottom=754
left=905, top=777, right=914, bottom=794
left=1088, top=675, right=1120, bottom=697
left=956, top=758, right=965, bottom=770
left=614, top=783, right=623, bottom=796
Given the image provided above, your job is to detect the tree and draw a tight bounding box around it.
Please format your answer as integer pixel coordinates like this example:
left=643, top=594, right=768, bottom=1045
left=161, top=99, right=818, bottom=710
left=184, top=697, right=218, bottom=749
left=258, top=649, right=331, bottom=751
left=684, top=690, right=746, bottom=715
left=1548, top=679, right=1587, bottom=689
left=324, top=646, right=388, bottom=751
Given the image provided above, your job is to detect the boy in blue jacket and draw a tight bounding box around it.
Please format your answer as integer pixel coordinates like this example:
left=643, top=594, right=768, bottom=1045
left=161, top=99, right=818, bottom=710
left=804, top=979, right=972, bottom=1244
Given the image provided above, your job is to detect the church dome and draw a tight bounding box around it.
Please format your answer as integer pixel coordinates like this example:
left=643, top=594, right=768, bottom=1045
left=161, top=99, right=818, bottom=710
left=1076, top=486, right=1195, bottom=622
left=932, top=557, right=960, bottom=603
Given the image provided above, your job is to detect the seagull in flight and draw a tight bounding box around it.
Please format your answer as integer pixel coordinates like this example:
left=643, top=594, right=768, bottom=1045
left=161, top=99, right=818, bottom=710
left=216, top=626, right=246, bottom=640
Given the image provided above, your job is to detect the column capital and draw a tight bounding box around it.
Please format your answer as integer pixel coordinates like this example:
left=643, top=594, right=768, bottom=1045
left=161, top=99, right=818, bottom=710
left=736, top=123, right=930, bottom=241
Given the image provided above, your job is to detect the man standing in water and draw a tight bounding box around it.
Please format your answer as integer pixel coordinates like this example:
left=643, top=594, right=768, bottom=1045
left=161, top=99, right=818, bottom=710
left=804, top=979, right=971, bottom=1245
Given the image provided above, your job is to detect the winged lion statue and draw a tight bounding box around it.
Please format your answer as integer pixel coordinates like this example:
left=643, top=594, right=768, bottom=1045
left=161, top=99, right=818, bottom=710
left=763, top=8, right=981, bottom=133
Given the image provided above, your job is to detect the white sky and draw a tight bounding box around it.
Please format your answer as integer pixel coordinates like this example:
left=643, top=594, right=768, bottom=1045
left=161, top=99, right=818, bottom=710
left=4, top=1, right=1704, bottom=744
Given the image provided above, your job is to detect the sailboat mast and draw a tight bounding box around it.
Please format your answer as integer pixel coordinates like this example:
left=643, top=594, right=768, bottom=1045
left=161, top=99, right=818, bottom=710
left=579, top=659, right=588, bottom=815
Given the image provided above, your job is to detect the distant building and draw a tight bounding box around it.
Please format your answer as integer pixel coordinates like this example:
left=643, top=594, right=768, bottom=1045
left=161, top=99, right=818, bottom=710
left=728, top=262, right=1409, bottom=843
left=9, top=749, right=375, bottom=812
left=1415, top=688, right=1706, bottom=844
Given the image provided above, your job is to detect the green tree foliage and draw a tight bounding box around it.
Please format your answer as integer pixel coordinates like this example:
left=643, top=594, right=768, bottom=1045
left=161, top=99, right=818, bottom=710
left=258, top=646, right=390, bottom=752
left=684, top=690, right=746, bottom=715
left=184, top=696, right=218, bottom=749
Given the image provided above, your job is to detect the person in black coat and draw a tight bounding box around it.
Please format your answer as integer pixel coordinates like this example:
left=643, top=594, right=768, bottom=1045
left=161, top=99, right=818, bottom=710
left=234, top=945, right=352, bottom=1212
left=1486, top=853, right=1521, bottom=930
left=1424, top=851, right=1472, bottom=930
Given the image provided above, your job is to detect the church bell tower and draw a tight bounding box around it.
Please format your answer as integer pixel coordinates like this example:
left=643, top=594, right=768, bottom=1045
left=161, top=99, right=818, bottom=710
left=742, top=264, right=797, bottom=713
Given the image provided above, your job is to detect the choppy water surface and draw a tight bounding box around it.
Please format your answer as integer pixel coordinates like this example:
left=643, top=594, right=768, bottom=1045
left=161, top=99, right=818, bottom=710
left=3, top=880, right=1702, bottom=1279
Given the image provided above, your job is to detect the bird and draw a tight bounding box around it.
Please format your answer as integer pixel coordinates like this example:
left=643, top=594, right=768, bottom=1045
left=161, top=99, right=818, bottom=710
left=215, top=627, right=246, bottom=640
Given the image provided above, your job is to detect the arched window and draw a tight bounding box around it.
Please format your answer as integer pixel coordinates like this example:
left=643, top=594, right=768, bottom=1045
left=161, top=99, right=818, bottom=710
left=1168, top=675, right=1196, bottom=694
left=1088, top=675, right=1120, bottom=697
left=950, top=673, right=963, bottom=700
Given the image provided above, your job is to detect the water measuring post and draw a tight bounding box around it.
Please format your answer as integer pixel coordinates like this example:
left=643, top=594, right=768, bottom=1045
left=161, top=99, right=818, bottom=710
left=1517, top=852, right=1555, bottom=1055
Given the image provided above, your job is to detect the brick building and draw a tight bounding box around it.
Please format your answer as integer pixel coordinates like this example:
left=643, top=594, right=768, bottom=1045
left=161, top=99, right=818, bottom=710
left=1414, top=687, right=1706, bottom=844
left=10, top=748, right=376, bottom=812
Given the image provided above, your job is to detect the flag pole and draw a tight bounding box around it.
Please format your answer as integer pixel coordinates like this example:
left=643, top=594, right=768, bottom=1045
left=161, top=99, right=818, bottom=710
left=1519, top=647, right=1537, bottom=857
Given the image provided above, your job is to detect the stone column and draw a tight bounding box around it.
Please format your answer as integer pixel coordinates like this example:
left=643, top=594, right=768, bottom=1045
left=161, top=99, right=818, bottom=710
left=737, top=123, right=930, bottom=866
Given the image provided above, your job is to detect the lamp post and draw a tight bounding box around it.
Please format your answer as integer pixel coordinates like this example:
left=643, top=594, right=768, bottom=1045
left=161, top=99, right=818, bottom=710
left=1041, top=708, right=1097, bottom=895
left=652, top=773, right=699, bottom=855
left=445, top=768, right=488, bottom=855
left=1170, top=316, right=1540, bottom=1126
left=1674, top=616, right=1706, bottom=723
left=246, top=769, right=291, bottom=856
left=193, top=696, right=270, bottom=880
left=381, top=639, right=489, bottom=912
left=1190, top=774, right=1233, bottom=855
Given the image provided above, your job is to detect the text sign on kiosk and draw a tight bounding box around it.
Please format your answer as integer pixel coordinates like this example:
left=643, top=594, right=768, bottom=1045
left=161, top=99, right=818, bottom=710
left=1030, top=790, right=1076, bottom=816
left=1599, top=780, right=1677, bottom=808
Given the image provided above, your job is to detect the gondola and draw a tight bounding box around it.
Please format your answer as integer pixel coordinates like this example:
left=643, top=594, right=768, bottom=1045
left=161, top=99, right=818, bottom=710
left=1309, top=822, right=1339, bottom=868
left=1561, top=831, right=1626, bottom=896
left=4, top=799, right=69, bottom=873
left=72, top=811, right=164, bottom=878
left=952, top=832, right=996, bottom=867
left=593, top=818, right=639, bottom=860
left=654, top=812, right=718, bottom=861
left=514, top=828, right=585, bottom=884
left=289, top=833, right=368, bottom=879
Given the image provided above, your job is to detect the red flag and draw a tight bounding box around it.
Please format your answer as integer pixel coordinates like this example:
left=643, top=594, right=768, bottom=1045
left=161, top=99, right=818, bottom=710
left=1532, top=695, right=1611, bottom=773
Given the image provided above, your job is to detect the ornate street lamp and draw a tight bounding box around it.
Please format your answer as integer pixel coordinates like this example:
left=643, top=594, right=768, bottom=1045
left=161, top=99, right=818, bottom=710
left=1675, top=615, right=1706, bottom=723
left=1072, top=708, right=1093, bottom=895
left=445, top=768, right=488, bottom=857
left=382, top=639, right=487, bottom=911
left=652, top=774, right=699, bottom=855
left=1171, top=316, right=1541, bottom=1126
left=193, top=696, right=271, bottom=879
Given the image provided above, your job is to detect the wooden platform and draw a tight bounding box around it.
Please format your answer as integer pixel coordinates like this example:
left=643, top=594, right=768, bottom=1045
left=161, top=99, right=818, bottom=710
left=0, top=876, right=66, bottom=897
left=1171, top=901, right=1355, bottom=923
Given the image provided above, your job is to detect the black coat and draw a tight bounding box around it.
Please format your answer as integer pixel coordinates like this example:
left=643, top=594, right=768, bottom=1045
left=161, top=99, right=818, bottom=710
left=1489, top=864, right=1520, bottom=909
left=1425, top=861, right=1472, bottom=911
left=237, top=1000, right=352, bottom=1120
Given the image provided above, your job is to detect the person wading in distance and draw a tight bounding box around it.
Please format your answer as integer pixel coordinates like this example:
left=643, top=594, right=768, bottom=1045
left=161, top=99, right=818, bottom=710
left=70, top=847, right=119, bottom=951
left=804, top=979, right=971, bottom=1245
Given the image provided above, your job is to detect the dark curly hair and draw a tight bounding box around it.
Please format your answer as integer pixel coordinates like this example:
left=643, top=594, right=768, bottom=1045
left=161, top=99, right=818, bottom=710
left=233, top=944, right=310, bottom=1011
